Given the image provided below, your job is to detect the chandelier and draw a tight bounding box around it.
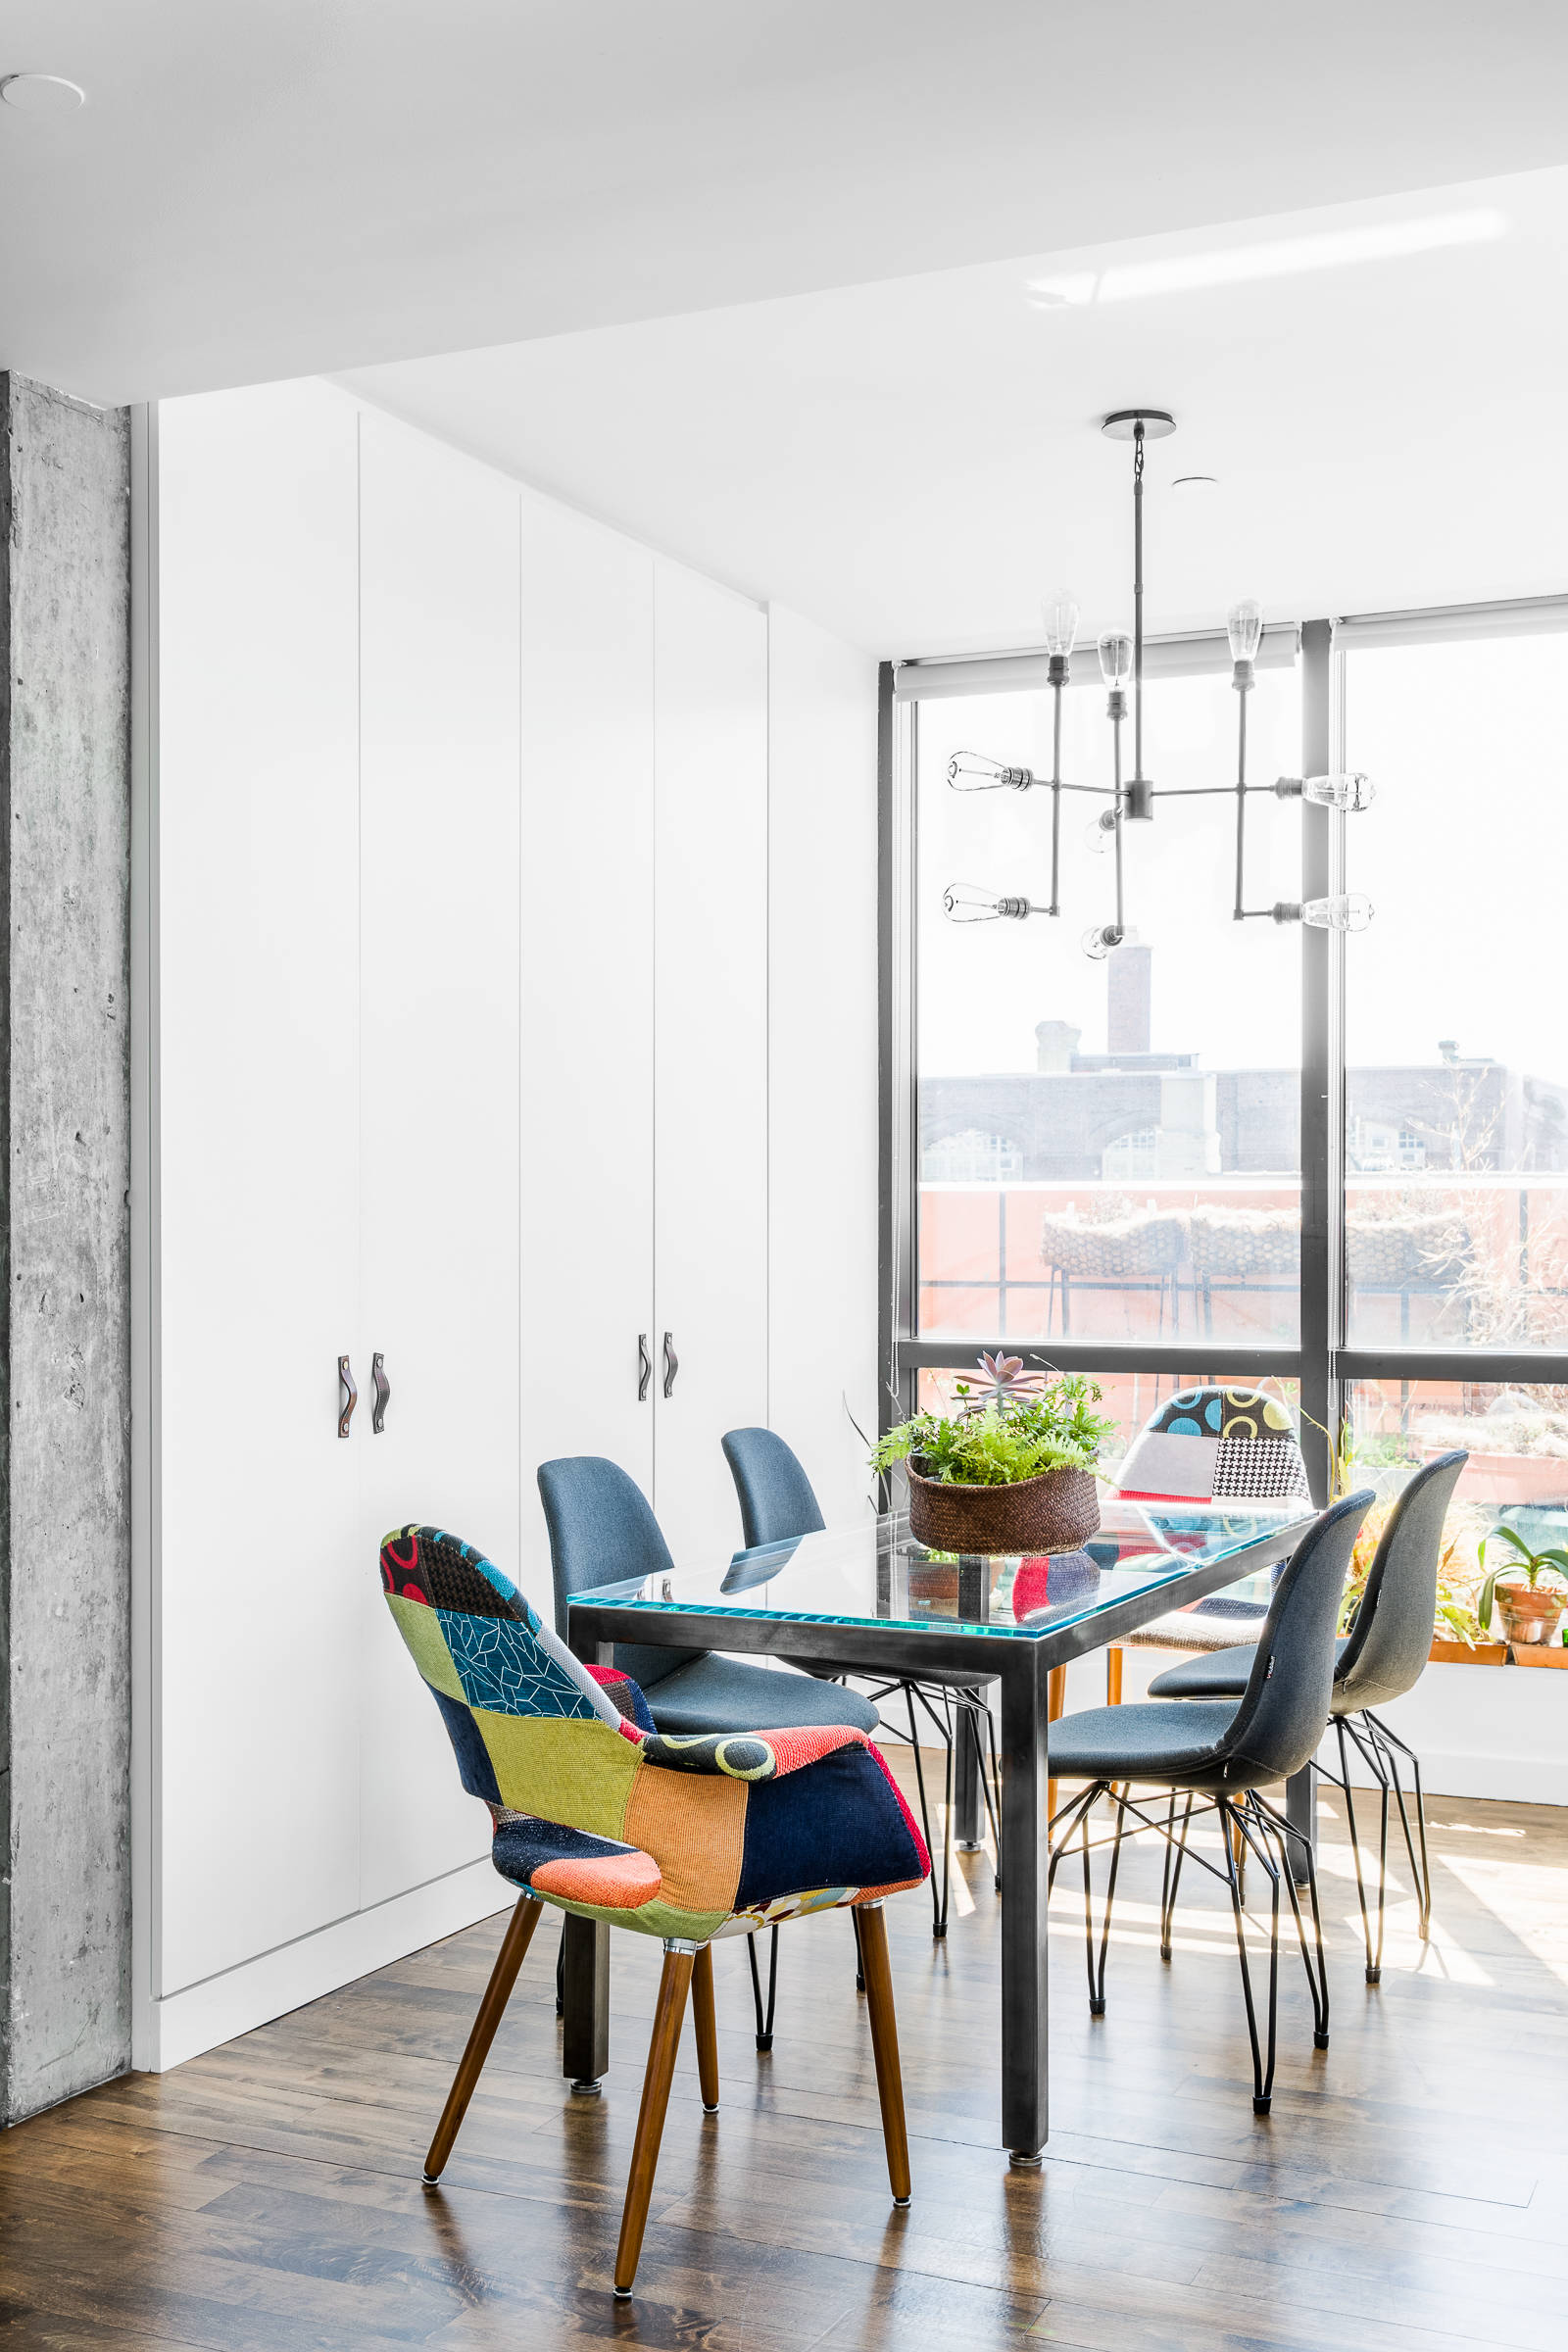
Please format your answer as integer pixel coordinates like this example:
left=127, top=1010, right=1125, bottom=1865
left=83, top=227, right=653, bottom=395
left=942, top=409, right=1375, bottom=958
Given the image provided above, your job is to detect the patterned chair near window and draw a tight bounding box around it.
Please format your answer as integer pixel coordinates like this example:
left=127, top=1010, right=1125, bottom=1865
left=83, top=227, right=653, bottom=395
left=378, top=1525, right=930, bottom=2300
left=1102, top=1385, right=1312, bottom=1703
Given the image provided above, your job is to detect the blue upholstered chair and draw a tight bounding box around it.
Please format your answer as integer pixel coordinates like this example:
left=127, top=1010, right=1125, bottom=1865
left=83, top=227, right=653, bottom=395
left=1149, top=1448, right=1467, bottom=1980
left=381, top=1523, right=927, bottom=2298
left=722, top=1427, right=1004, bottom=1952
left=537, top=1454, right=881, bottom=2043
left=1048, top=1490, right=1374, bottom=2113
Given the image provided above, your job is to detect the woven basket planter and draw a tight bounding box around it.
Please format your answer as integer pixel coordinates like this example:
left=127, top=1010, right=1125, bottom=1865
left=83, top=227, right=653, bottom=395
left=1039, top=1209, right=1186, bottom=1281
left=1188, top=1206, right=1299, bottom=1280
left=1346, top=1213, right=1468, bottom=1288
left=906, top=1460, right=1101, bottom=1556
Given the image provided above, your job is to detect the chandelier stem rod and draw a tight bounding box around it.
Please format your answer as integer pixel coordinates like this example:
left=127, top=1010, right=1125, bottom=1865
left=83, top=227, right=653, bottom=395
left=1049, top=676, right=1063, bottom=915
left=1233, top=686, right=1249, bottom=920
left=1132, top=421, right=1146, bottom=785
left=1112, top=708, right=1126, bottom=937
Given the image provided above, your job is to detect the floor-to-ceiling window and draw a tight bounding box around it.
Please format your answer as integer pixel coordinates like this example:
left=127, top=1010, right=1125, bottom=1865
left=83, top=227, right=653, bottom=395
left=887, top=603, right=1568, bottom=1529
left=1336, top=612, right=1568, bottom=1518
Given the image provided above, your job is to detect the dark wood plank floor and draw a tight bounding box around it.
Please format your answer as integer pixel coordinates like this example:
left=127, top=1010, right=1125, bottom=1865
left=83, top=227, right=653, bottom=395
left=5, top=1759, right=1568, bottom=2350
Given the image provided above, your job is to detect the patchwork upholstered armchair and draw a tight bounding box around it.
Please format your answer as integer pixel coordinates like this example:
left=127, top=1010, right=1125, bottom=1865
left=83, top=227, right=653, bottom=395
left=380, top=1524, right=930, bottom=2298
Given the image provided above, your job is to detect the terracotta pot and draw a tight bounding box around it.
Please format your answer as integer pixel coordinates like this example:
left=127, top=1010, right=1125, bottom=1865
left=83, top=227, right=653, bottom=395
left=1493, top=1581, right=1567, bottom=1647
left=1428, top=1638, right=1507, bottom=1666
left=906, top=1460, right=1101, bottom=1557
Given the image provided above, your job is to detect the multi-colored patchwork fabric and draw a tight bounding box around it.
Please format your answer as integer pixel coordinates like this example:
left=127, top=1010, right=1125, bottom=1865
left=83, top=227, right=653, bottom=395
left=380, top=1525, right=930, bottom=1942
left=1116, top=1387, right=1310, bottom=1505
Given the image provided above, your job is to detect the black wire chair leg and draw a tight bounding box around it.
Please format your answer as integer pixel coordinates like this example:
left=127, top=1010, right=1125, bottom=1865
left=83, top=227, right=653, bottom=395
left=936, top=1687, right=958, bottom=1937
left=1336, top=1717, right=1380, bottom=1983
left=1405, top=1741, right=1434, bottom=1940
left=1379, top=1719, right=1433, bottom=1945
left=1159, top=1792, right=1193, bottom=1962
left=1258, top=1792, right=1330, bottom=2050
left=851, top=1902, right=865, bottom=1993
left=984, top=1700, right=1004, bottom=1891
left=1221, top=1795, right=1279, bottom=2114
left=555, top=1920, right=565, bottom=2019
left=746, top=1926, right=779, bottom=2051
left=902, top=1683, right=946, bottom=1939
left=962, top=1697, right=1004, bottom=1890
left=1048, top=1783, right=1100, bottom=1898
left=1088, top=1788, right=1127, bottom=2015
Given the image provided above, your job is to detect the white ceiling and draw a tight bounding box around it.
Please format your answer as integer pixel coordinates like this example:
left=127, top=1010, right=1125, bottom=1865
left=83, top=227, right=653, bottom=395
left=344, top=168, right=1568, bottom=656
left=6, top=2, right=1568, bottom=404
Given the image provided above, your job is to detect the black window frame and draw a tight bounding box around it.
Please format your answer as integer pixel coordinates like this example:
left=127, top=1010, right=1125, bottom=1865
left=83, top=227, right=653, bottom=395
left=879, top=605, right=1568, bottom=1505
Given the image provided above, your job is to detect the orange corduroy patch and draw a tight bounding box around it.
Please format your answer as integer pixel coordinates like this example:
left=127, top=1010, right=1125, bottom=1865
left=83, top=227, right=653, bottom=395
left=623, top=1766, right=749, bottom=1916
left=530, top=1849, right=662, bottom=1909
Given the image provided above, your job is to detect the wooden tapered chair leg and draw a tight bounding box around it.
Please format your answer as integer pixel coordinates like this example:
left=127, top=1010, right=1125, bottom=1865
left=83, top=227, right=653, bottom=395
left=1106, top=1646, right=1123, bottom=1705
left=613, top=1943, right=696, bottom=2299
left=691, top=1942, right=719, bottom=2113
left=855, top=1903, right=911, bottom=2207
left=1047, top=1663, right=1067, bottom=1823
left=422, top=1892, right=543, bottom=2184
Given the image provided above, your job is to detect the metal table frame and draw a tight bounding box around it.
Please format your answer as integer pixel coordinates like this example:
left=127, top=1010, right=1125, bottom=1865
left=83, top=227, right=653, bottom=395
left=566, top=1506, right=1312, bottom=2165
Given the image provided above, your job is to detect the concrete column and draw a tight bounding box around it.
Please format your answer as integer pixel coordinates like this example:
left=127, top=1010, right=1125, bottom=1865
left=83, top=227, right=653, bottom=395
left=0, top=376, right=131, bottom=2124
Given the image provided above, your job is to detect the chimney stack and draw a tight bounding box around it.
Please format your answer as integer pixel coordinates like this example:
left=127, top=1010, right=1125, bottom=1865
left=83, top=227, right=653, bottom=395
left=1107, top=940, right=1152, bottom=1058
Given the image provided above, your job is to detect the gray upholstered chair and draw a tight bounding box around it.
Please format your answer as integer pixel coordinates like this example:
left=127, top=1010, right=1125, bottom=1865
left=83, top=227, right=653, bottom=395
left=1047, top=1490, right=1374, bottom=2113
left=722, top=1426, right=1004, bottom=1956
left=1149, top=1448, right=1467, bottom=1980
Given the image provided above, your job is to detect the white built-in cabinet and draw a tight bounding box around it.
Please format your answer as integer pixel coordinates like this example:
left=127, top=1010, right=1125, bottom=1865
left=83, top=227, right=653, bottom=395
left=141, top=379, right=849, bottom=2069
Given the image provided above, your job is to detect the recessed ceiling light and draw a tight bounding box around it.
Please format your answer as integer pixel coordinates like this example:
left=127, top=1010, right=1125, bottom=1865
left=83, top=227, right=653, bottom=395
left=0, top=73, right=86, bottom=114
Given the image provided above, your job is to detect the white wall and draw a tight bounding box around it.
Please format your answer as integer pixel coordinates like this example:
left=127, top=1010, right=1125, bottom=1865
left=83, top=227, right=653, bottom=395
left=766, top=604, right=881, bottom=1527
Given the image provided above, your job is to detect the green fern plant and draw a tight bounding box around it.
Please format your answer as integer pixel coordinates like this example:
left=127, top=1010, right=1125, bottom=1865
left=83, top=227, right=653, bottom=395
left=871, top=1369, right=1113, bottom=1488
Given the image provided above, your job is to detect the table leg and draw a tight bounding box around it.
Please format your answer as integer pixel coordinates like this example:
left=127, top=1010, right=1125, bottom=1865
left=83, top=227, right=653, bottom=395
left=1285, top=1759, right=1316, bottom=1886
left=562, top=1915, right=609, bottom=2090
left=1000, top=1654, right=1050, bottom=2166
left=563, top=1632, right=616, bottom=2088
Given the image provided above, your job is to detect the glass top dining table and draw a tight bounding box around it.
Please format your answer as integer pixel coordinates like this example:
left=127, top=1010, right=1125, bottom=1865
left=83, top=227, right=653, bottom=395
left=564, top=1487, right=1317, bottom=2168
left=570, top=1494, right=1301, bottom=1647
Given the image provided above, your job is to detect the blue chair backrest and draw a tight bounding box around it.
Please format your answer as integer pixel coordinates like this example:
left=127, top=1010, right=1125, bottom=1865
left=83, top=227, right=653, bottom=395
left=536, top=1455, right=704, bottom=1690
left=722, top=1427, right=827, bottom=1550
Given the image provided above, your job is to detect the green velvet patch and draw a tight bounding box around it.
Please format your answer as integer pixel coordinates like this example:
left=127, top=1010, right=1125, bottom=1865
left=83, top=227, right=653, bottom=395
left=387, top=1592, right=466, bottom=1701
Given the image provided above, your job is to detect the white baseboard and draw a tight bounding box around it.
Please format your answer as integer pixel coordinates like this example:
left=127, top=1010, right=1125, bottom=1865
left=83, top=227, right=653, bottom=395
left=135, top=1860, right=510, bottom=2073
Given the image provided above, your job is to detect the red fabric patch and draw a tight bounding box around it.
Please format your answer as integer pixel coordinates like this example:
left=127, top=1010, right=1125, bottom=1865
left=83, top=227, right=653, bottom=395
left=867, top=1740, right=932, bottom=1878
left=380, top=1528, right=422, bottom=1599
left=531, top=1849, right=662, bottom=1909
left=617, top=1720, right=645, bottom=1744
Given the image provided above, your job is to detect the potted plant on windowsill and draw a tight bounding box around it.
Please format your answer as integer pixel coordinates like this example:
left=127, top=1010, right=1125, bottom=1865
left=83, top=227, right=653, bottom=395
left=871, top=1355, right=1113, bottom=1556
left=1478, top=1525, right=1568, bottom=1663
